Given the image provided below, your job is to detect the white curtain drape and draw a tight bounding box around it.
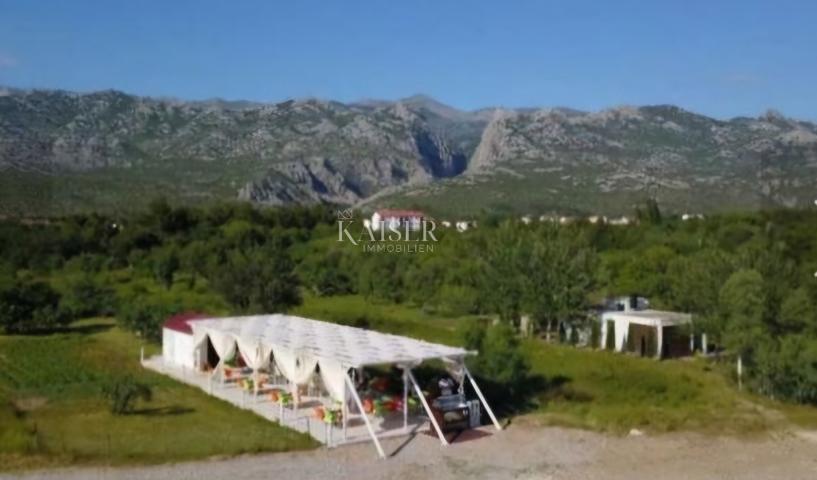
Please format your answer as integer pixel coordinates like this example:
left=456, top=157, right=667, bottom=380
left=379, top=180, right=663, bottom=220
left=206, top=329, right=237, bottom=364
left=318, top=358, right=348, bottom=402
left=236, top=337, right=272, bottom=370
left=272, top=346, right=317, bottom=386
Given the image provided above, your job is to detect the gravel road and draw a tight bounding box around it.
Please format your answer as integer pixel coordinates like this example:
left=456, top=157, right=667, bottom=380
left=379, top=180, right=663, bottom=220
left=3, top=423, right=816, bottom=480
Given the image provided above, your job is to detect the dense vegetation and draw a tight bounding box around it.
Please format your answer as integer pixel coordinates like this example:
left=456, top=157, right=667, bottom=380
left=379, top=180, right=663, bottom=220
left=1, top=199, right=816, bottom=407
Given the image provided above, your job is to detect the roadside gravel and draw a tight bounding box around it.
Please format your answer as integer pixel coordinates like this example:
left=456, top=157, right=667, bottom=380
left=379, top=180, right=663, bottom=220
left=4, top=424, right=816, bottom=480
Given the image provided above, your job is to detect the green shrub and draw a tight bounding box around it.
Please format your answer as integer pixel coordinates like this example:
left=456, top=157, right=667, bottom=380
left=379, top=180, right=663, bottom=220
left=118, top=300, right=179, bottom=342
left=102, top=376, right=152, bottom=415
left=61, top=275, right=118, bottom=319
left=463, top=321, right=530, bottom=403
left=0, top=280, right=66, bottom=333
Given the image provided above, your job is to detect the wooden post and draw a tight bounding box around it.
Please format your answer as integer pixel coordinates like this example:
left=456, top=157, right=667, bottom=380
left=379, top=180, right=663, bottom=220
left=406, top=369, right=448, bottom=446
left=463, top=366, right=502, bottom=431
left=737, top=355, right=743, bottom=391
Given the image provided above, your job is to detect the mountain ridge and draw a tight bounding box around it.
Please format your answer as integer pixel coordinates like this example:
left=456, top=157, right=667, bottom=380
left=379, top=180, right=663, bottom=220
left=1, top=86, right=816, bottom=216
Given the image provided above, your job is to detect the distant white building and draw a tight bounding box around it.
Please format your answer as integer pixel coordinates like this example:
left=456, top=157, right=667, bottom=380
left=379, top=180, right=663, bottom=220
left=455, top=221, right=471, bottom=232
left=587, top=215, right=607, bottom=224
left=609, top=216, right=631, bottom=226
left=520, top=215, right=532, bottom=225
left=681, top=213, right=705, bottom=221
left=371, top=209, right=425, bottom=231
left=599, top=297, right=696, bottom=359
left=441, top=220, right=452, bottom=228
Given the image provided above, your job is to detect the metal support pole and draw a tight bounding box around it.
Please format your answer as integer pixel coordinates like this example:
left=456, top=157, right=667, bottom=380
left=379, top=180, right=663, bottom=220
left=656, top=325, right=664, bottom=360
left=342, top=396, right=348, bottom=441
left=463, top=366, right=502, bottom=431
left=406, top=369, right=448, bottom=446
left=253, top=368, right=259, bottom=402
left=344, top=373, right=386, bottom=459
left=209, top=358, right=222, bottom=394
left=402, top=368, right=409, bottom=430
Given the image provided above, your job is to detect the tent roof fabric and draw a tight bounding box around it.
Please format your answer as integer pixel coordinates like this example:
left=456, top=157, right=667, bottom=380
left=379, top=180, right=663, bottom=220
left=163, top=312, right=210, bottom=334
left=191, top=314, right=471, bottom=368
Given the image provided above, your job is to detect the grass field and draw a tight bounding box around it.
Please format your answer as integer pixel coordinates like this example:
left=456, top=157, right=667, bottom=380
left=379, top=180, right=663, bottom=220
left=0, top=319, right=317, bottom=471
left=295, top=295, right=817, bottom=434
left=522, top=341, right=784, bottom=434
left=293, top=294, right=475, bottom=346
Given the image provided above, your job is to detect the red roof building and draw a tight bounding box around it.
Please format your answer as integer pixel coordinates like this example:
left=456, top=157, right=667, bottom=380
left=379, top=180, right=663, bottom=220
left=371, top=209, right=426, bottom=231
left=163, top=312, right=210, bottom=335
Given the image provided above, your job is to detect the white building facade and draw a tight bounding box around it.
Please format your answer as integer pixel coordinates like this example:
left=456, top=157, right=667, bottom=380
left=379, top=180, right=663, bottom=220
left=371, top=209, right=425, bottom=231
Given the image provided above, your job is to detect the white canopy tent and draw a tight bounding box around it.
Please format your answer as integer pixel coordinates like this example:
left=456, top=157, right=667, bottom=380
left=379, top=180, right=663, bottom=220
left=188, top=314, right=501, bottom=458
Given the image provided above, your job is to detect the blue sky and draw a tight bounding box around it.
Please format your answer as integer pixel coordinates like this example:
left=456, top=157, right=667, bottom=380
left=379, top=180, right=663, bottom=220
left=1, top=0, right=816, bottom=119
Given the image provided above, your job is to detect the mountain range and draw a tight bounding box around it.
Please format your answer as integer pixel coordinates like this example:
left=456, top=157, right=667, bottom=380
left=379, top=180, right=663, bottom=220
left=2, top=87, right=817, bottom=217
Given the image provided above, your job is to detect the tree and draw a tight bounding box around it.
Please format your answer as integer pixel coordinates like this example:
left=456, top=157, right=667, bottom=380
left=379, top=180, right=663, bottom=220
left=182, top=240, right=210, bottom=288
left=615, top=245, right=676, bottom=301
left=209, top=245, right=301, bottom=313
left=635, top=198, right=662, bottom=224
left=667, top=249, right=734, bottom=316
left=61, top=275, right=118, bottom=319
left=719, top=269, right=767, bottom=356
left=463, top=321, right=530, bottom=403
left=152, top=247, right=180, bottom=290
left=103, top=376, right=153, bottom=414
left=754, top=335, right=817, bottom=403
left=404, top=255, right=449, bottom=306
left=478, top=223, right=528, bottom=324
left=778, top=288, right=816, bottom=335
left=0, top=280, right=65, bottom=333
left=524, top=228, right=597, bottom=339
left=297, top=248, right=355, bottom=297
left=357, top=254, right=406, bottom=303
left=118, top=299, right=178, bottom=341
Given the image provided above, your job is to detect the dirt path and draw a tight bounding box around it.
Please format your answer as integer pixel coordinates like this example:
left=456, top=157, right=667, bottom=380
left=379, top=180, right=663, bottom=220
left=3, top=424, right=816, bottom=480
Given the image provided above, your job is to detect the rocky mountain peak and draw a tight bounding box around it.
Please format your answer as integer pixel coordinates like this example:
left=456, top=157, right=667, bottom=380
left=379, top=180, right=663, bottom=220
left=2, top=86, right=817, bottom=216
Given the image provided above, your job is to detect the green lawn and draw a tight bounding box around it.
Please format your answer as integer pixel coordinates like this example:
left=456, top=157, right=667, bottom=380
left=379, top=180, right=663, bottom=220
left=293, top=294, right=475, bottom=346
left=0, top=319, right=317, bottom=471
left=522, top=341, right=783, bottom=434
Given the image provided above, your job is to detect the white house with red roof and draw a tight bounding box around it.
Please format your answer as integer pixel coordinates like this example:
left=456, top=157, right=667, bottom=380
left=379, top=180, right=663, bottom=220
left=370, top=209, right=425, bottom=231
